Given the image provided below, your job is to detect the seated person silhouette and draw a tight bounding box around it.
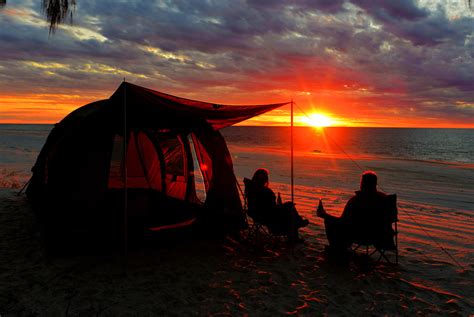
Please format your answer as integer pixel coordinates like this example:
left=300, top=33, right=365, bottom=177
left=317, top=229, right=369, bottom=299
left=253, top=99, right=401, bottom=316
left=245, top=168, right=309, bottom=242
left=316, top=171, right=390, bottom=252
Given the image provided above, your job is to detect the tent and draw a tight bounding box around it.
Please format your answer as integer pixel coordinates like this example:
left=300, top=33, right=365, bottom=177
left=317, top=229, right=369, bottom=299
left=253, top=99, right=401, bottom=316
left=26, top=82, right=287, bottom=247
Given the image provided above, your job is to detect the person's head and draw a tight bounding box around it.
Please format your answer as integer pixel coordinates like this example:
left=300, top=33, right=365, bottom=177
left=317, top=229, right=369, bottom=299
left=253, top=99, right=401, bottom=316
left=252, top=168, right=269, bottom=188
left=360, top=170, right=377, bottom=192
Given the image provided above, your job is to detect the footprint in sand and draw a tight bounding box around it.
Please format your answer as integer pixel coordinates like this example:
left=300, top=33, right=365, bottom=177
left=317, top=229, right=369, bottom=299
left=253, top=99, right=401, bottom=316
left=350, top=290, right=364, bottom=297
left=459, top=269, right=472, bottom=277
left=375, top=292, right=401, bottom=301
left=442, top=299, right=460, bottom=310
left=404, top=247, right=423, bottom=254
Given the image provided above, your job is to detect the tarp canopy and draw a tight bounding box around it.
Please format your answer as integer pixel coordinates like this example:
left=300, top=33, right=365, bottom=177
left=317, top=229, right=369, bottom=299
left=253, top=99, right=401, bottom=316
left=110, top=82, right=288, bottom=130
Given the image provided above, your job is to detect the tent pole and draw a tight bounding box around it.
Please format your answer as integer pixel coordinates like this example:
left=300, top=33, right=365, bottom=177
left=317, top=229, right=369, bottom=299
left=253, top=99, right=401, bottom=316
left=123, top=80, right=128, bottom=260
left=290, top=99, right=295, bottom=245
left=291, top=99, right=294, bottom=203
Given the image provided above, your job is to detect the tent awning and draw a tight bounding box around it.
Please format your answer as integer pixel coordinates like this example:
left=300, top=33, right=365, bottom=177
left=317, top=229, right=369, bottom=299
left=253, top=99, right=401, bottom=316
left=111, top=82, right=289, bottom=129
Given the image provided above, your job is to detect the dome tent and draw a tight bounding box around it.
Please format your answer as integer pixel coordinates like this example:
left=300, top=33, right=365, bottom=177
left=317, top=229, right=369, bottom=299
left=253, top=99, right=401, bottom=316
left=26, top=82, right=287, bottom=249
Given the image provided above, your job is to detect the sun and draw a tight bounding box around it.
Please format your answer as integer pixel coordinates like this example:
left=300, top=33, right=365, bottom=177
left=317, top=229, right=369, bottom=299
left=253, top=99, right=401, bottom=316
left=301, top=113, right=334, bottom=128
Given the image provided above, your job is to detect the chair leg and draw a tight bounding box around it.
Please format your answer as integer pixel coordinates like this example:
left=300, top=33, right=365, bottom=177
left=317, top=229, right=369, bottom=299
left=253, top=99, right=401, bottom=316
left=381, top=253, right=391, bottom=263
left=376, top=249, right=393, bottom=264
left=395, top=222, right=399, bottom=265
left=255, top=224, right=260, bottom=244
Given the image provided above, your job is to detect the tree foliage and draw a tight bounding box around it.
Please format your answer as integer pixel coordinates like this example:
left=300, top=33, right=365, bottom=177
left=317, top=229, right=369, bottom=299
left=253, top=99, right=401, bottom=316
left=42, top=0, right=76, bottom=33
left=0, top=0, right=75, bottom=32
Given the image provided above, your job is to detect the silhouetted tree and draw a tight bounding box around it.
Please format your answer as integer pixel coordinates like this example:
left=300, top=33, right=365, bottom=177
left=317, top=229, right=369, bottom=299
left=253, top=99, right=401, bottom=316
left=42, top=0, right=76, bottom=33
left=0, top=0, right=75, bottom=32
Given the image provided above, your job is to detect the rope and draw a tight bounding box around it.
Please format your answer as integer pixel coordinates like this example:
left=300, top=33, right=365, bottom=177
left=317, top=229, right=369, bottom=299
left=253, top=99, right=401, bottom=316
left=235, top=175, right=246, bottom=207
left=293, top=103, right=465, bottom=270
left=398, top=203, right=465, bottom=270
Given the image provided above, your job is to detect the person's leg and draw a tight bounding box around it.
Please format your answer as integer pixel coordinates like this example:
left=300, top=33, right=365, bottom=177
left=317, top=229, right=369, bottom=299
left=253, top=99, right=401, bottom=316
left=324, top=216, right=351, bottom=250
left=271, top=203, right=303, bottom=241
left=285, top=202, right=309, bottom=242
left=281, top=202, right=309, bottom=227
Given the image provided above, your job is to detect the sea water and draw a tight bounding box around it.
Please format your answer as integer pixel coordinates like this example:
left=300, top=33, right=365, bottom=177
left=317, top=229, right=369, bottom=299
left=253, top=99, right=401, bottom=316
left=221, top=126, right=474, bottom=165
left=0, top=124, right=473, bottom=190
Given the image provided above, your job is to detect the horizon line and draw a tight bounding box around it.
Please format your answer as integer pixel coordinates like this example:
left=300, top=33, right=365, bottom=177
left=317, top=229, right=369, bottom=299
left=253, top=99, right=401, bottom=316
left=0, top=123, right=472, bottom=129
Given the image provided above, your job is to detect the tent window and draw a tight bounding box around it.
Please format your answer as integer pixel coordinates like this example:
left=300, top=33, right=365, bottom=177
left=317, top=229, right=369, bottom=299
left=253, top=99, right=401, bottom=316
left=135, top=132, right=162, bottom=191
left=108, top=132, right=162, bottom=191
left=109, top=135, right=124, bottom=178
left=161, top=137, right=185, bottom=177
left=108, top=131, right=188, bottom=201
left=188, top=135, right=206, bottom=203
left=157, top=134, right=187, bottom=200
left=191, top=134, right=212, bottom=191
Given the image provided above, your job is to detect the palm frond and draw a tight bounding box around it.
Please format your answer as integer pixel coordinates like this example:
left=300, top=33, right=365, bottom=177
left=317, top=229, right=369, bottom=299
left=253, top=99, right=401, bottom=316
left=42, top=0, right=76, bottom=33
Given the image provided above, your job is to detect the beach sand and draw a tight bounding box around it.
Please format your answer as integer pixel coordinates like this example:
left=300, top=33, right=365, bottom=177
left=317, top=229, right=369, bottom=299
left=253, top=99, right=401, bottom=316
left=1, top=151, right=473, bottom=315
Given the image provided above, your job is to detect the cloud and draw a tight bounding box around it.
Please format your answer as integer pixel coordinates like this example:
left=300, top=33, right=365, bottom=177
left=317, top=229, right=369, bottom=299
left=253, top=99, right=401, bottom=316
left=352, top=1, right=471, bottom=46
left=352, top=0, right=428, bottom=21
left=0, top=0, right=473, bottom=126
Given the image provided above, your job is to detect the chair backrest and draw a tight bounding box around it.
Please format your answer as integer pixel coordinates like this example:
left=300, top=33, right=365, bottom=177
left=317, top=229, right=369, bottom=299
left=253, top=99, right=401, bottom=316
left=384, top=194, right=398, bottom=223
left=243, top=177, right=266, bottom=222
left=243, top=178, right=252, bottom=208
left=354, top=194, right=398, bottom=249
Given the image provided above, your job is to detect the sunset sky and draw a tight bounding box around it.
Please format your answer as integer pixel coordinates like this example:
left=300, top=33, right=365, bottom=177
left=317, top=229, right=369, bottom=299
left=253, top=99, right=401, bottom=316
left=0, top=0, right=473, bottom=127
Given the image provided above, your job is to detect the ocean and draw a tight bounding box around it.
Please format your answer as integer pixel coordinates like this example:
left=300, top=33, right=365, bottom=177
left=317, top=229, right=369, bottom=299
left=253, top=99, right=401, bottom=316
left=1, top=124, right=473, bottom=191
left=221, top=126, right=474, bottom=165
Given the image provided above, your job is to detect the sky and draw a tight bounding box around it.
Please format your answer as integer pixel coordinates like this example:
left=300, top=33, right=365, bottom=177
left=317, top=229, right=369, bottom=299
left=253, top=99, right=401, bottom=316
left=0, top=0, right=473, bottom=127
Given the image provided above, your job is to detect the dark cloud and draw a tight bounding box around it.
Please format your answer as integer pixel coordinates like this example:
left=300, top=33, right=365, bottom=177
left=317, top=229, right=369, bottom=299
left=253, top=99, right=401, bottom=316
left=247, top=0, right=345, bottom=13
left=352, top=2, right=471, bottom=46
left=351, top=0, right=428, bottom=21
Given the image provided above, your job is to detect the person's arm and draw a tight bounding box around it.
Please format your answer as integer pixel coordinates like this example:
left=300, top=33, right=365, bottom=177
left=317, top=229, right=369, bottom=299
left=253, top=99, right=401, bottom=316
left=267, top=188, right=277, bottom=209
left=340, top=196, right=356, bottom=222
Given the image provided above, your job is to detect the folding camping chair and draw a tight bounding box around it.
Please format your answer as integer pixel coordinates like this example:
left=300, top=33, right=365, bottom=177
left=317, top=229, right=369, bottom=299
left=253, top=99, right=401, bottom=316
left=242, top=178, right=288, bottom=244
left=352, top=194, right=399, bottom=264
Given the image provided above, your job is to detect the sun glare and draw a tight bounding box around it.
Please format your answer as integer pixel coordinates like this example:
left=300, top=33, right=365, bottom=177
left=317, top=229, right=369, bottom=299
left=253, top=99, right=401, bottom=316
left=301, top=113, right=334, bottom=128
